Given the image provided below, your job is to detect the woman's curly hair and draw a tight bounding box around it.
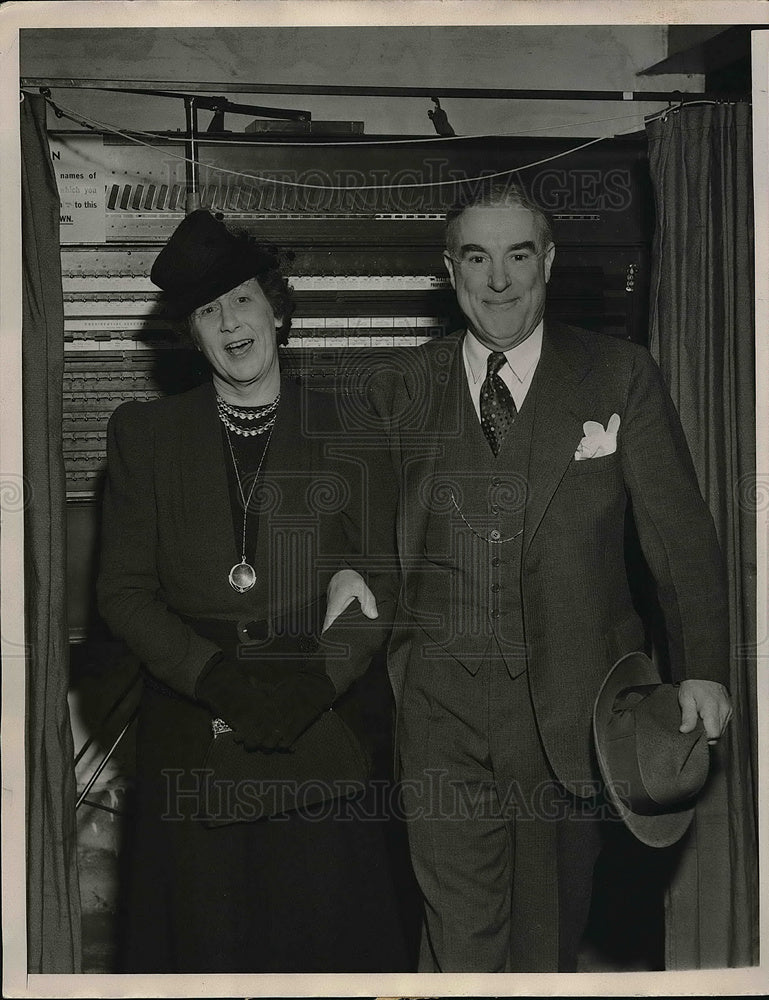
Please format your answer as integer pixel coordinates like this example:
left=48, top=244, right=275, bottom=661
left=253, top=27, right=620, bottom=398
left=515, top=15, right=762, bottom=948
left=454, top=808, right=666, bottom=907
left=255, top=257, right=296, bottom=347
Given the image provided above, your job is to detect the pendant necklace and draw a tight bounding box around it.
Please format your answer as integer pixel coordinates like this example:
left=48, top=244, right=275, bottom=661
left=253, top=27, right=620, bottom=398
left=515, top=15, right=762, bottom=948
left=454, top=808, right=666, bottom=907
left=221, top=396, right=278, bottom=593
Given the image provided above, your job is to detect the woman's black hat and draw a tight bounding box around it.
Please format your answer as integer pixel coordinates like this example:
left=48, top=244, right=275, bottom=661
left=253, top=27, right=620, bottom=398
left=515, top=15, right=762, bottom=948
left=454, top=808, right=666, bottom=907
left=151, top=210, right=278, bottom=319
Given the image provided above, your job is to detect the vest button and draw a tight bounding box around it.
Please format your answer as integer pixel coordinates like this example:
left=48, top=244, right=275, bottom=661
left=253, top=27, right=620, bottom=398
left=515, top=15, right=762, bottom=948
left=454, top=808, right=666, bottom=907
left=491, top=557, right=500, bottom=567
left=491, top=583, right=501, bottom=593
left=490, top=504, right=500, bottom=515
left=492, top=477, right=502, bottom=487
left=489, top=529, right=501, bottom=541
left=490, top=608, right=500, bottom=619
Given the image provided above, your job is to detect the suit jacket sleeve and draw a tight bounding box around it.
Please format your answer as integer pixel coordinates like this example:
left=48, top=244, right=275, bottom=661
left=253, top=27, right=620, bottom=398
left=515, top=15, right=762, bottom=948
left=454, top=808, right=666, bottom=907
left=96, top=402, right=220, bottom=699
left=315, top=379, right=402, bottom=696
left=620, top=346, right=730, bottom=686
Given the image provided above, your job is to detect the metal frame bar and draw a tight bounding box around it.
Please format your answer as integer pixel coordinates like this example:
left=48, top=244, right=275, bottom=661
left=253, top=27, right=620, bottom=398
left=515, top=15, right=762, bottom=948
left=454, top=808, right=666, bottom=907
left=75, top=708, right=139, bottom=811
left=119, top=88, right=311, bottom=121
left=21, top=77, right=750, bottom=102
left=74, top=671, right=141, bottom=816
left=79, top=797, right=127, bottom=818
left=183, top=96, right=200, bottom=212
left=73, top=670, right=141, bottom=766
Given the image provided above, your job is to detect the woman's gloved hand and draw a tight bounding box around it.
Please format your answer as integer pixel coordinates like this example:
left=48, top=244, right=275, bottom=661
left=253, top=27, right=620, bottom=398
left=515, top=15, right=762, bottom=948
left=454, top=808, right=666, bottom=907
left=195, top=653, right=336, bottom=751
left=194, top=653, right=275, bottom=750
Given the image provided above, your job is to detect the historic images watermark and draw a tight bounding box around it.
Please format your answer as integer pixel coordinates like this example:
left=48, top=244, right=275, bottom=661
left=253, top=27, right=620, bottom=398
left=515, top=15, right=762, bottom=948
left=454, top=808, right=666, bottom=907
left=160, top=767, right=628, bottom=826
left=154, top=155, right=635, bottom=217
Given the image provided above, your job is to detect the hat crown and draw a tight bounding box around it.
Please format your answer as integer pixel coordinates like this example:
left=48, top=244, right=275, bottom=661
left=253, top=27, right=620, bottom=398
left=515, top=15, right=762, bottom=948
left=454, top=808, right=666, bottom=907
left=150, top=210, right=278, bottom=318
left=608, top=685, right=709, bottom=812
left=593, top=651, right=712, bottom=848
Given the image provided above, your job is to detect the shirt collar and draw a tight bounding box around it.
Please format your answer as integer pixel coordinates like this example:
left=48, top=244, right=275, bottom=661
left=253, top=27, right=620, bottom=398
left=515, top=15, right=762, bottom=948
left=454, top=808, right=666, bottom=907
left=463, top=321, right=544, bottom=385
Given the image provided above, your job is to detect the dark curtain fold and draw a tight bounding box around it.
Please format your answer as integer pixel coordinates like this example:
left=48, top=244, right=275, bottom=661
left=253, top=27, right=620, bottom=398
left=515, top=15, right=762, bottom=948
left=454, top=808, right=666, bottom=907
left=646, top=103, right=757, bottom=968
left=21, top=93, right=82, bottom=973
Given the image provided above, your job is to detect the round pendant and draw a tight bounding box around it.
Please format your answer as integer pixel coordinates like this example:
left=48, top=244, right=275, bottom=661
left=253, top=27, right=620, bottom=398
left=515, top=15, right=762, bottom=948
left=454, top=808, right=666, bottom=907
left=228, top=561, right=257, bottom=593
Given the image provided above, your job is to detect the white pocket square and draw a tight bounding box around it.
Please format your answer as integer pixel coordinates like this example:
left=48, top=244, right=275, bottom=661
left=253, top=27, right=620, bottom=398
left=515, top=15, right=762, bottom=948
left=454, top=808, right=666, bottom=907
left=574, top=413, right=620, bottom=461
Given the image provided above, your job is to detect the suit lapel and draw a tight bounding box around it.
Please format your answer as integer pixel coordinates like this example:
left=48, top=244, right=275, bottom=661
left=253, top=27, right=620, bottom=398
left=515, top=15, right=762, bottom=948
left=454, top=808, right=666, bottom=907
left=410, top=330, right=464, bottom=437
left=400, top=333, right=465, bottom=548
left=431, top=332, right=467, bottom=448
left=523, top=321, right=595, bottom=555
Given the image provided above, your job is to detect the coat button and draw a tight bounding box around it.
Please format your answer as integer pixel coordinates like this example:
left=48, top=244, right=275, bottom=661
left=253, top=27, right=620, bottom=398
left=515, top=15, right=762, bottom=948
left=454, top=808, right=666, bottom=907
left=490, top=608, right=500, bottom=619
left=490, top=504, right=499, bottom=515
left=492, top=477, right=502, bottom=487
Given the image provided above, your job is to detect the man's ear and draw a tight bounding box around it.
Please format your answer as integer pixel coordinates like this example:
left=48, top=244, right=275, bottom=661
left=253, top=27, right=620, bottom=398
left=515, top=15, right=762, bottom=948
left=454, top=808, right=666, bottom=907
left=543, top=244, right=556, bottom=284
left=443, top=250, right=457, bottom=291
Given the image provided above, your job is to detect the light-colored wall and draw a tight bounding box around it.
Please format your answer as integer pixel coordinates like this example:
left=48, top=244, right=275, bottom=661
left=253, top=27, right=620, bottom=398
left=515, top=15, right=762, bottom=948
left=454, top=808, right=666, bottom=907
left=20, top=25, right=705, bottom=137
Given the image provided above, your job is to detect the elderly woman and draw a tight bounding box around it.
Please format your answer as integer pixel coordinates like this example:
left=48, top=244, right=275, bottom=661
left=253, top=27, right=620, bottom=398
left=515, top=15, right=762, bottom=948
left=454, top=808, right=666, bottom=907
left=97, top=210, right=407, bottom=973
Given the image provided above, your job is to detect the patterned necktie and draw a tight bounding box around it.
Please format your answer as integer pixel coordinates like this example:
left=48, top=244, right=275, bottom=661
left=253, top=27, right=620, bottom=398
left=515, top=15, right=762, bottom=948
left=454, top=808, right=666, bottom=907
left=480, top=351, right=517, bottom=456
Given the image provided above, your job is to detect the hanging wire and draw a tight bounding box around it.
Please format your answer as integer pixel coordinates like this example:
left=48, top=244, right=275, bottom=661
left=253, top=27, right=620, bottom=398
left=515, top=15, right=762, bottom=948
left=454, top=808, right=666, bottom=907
left=659, top=91, right=686, bottom=124
left=39, top=93, right=730, bottom=194
left=51, top=101, right=669, bottom=147
left=36, top=88, right=671, bottom=147
left=643, top=97, right=724, bottom=127
left=42, top=95, right=657, bottom=191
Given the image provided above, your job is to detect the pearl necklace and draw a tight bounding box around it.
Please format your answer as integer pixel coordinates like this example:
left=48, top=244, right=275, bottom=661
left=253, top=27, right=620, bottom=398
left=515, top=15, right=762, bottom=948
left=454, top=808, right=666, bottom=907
left=218, top=394, right=280, bottom=419
left=216, top=392, right=280, bottom=437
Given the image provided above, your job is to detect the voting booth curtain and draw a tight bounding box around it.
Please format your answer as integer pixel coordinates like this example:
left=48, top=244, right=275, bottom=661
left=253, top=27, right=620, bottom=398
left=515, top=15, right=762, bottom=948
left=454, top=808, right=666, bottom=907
left=21, top=93, right=82, bottom=973
left=647, top=102, right=758, bottom=968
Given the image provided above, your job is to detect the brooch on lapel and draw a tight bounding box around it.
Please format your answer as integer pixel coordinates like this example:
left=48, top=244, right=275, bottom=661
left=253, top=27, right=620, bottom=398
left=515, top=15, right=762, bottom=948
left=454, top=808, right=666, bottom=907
left=574, top=413, right=620, bottom=461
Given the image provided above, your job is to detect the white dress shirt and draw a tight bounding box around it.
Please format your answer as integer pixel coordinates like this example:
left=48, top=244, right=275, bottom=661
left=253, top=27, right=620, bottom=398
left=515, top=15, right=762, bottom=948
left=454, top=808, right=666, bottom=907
left=462, top=322, right=544, bottom=420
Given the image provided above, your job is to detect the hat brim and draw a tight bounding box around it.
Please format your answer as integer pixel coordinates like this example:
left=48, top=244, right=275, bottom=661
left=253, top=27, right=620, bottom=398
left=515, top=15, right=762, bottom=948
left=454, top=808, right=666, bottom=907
left=160, top=250, right=276, bottom=321
left=593, top=651, right=696, bottom=849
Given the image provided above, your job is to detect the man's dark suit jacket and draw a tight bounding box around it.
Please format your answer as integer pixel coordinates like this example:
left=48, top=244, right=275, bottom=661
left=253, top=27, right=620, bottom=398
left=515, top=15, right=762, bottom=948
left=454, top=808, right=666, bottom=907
left=357, top=321, right=730, bottom=792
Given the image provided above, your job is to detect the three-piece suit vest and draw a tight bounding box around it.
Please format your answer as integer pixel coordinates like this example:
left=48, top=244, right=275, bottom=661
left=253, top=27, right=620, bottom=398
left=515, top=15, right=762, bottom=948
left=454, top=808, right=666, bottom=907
left=414, top=353, right=539, bottom=678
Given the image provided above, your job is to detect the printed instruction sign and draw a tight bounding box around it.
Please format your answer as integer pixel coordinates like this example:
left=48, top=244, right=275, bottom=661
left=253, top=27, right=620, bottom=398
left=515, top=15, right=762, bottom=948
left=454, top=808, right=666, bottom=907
left=50, top=135, right=106, bottom=244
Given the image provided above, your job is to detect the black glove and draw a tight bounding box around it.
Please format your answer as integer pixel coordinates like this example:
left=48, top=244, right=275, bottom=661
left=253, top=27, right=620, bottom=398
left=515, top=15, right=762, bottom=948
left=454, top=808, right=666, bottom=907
left=195, top=654, right=336, bottom=751
left=256, top=668, right=336, bottom=750
left=194, top=653, right=275, bottom=750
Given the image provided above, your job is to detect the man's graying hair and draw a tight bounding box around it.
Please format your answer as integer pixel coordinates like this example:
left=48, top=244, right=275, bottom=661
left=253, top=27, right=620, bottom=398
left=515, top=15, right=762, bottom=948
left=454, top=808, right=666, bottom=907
left=445, top=181, right=554, bottom=253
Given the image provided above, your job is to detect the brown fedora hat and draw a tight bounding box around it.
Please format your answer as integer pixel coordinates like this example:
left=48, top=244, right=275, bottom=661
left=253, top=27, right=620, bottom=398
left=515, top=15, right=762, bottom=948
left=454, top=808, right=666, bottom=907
left=151, top=210, right=278, bottom=319
left=593, top=651, right=711, bottom=848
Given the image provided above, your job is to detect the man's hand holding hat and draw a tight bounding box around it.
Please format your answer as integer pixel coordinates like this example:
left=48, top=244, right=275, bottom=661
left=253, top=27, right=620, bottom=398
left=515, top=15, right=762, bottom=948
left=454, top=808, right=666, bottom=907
left=593, top=652, right=734, bottom=847
left=678, top=678, right=733, bottom=745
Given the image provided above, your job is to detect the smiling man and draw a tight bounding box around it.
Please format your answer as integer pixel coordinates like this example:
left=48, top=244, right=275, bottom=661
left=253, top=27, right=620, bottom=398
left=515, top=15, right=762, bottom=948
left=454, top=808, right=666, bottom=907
left=444, top=200, right=555, bottom=353
left=343, top=182, right=733, bottom=972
